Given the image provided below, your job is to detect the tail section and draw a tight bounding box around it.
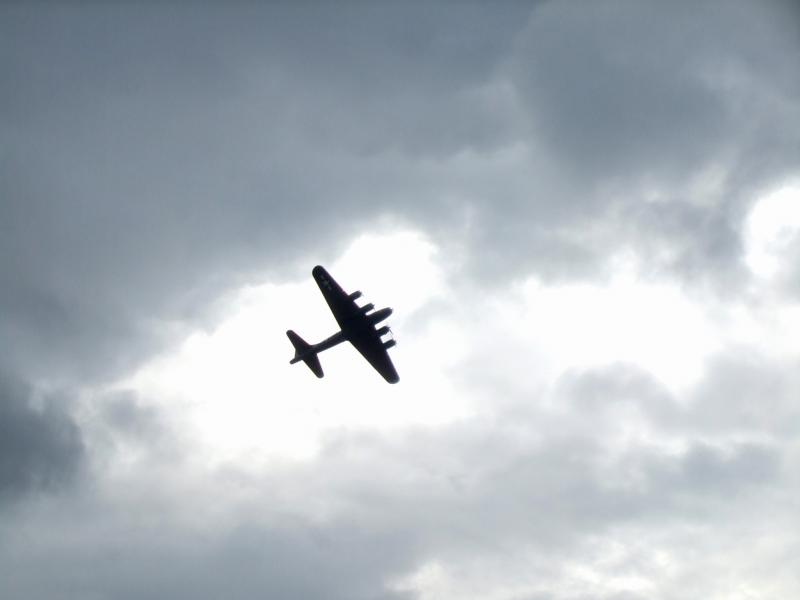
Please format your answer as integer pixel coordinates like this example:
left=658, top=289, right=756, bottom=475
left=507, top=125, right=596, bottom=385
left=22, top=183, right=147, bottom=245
left=286, top=330, right=324, bottom=378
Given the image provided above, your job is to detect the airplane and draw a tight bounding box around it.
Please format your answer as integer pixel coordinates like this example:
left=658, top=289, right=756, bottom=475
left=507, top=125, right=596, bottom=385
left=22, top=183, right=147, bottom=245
left=286, top=265, right=399, bottom=384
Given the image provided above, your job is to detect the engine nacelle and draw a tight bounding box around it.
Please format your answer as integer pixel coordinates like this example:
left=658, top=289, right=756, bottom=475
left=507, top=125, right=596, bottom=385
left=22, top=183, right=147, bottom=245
left=375, top=325, right=390, bottom=336
left=358, top=303, right=375, bottom=314
left=349, top=291, right=362, bottom=301
left=383, top=339, right=396, bottom=349
left=368, top=307, right=393, bottom=324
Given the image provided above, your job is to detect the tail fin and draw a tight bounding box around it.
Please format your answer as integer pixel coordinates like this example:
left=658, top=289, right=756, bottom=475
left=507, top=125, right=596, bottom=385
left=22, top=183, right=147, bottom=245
left=286, top=330, right=324, bottom=378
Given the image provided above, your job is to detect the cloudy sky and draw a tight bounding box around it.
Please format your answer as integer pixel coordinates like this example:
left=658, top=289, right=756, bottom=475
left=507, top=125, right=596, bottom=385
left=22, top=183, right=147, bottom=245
left=2, top=1, right=800, bottom=598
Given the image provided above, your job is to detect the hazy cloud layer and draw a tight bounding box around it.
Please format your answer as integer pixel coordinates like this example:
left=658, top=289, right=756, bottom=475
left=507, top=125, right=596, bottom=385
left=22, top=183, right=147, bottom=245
left=1, top=354, right=797, bottom=598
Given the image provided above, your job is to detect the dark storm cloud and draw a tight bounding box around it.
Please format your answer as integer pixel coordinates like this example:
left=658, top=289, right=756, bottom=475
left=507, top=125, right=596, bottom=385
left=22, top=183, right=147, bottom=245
left=1, top=1, right=798, bottom=384
left=0, top=2, right=536, bottom=384
left=510, top=1, right=800, bottom=182
left=395, top=2, right=800, bottom=287
left=0, top=371, right=83, bottom=501
left=464, top=0, right=800, bottom=282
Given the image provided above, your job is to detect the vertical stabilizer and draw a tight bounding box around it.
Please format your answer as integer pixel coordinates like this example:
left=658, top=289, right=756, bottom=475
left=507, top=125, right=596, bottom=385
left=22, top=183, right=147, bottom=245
left=286, top=330, right=324, bottom=378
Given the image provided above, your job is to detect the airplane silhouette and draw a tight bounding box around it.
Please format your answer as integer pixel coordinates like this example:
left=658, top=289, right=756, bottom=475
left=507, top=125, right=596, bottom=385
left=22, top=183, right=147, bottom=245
left=286, top=266, right=399, bottom=383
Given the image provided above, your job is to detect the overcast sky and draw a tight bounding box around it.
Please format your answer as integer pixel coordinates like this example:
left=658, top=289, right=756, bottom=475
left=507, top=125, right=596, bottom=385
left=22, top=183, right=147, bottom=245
left=2, top=2, right=800, bottom=598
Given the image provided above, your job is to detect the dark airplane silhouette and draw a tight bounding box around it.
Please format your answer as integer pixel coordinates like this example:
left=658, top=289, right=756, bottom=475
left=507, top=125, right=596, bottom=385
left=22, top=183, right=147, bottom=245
left=287, top=266, right=399, bottom=383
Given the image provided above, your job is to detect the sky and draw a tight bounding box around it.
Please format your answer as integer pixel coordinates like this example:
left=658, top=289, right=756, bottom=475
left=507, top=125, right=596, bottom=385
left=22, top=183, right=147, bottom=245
left=1, top=1, right=799, bottom=598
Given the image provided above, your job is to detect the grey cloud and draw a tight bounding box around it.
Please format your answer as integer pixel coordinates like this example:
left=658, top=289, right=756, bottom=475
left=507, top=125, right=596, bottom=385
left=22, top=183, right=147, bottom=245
left=0, top=3, right=535, bottom=384
left=259, top=385, right=789, bottom=594
left=555, top=362, right=678, bottom=424
left=95, top=390, right=161, bottom=440
left=1, top=3, right=799, bottom=598
left=673, top=441, right=779, bottom=492
left=510, top=1, right=799, bottom=183
left=0, top=371, right=83, bottom=502
left=771, top=234, right=800, bottom=299
left=464, top=0, right=800, bottom=282
left=295, top=394, right=780, bottom=554
left=2, top=1, right=798, bottom=386
left=0, top=501, right=418, bottom=600
left=687, top=354, right=800, bottom=438
left=620, top=200, right=747, bottom=288
left=552, top=357, right=800, bottom=441
left=0, top=355, right=795, bottom=598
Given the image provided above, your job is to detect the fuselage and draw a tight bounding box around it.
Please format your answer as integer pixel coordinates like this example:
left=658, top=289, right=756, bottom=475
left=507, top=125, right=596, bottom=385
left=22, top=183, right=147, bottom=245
left=311, top=306, right=393, bottom=355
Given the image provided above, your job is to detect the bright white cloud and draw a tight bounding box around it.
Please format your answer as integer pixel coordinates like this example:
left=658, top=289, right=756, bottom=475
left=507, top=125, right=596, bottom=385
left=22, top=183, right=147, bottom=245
left=745, top=182, right=800, bottom=279
left=118, top=211, right=800, bottom=469
left=119, top=231, right=469, bottom=464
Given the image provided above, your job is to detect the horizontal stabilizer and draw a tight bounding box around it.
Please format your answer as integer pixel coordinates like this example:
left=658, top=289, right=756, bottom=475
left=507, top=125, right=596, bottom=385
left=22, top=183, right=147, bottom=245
left=286, top=330, right=324, bottom=378
left=302, top=353, right=324, bottom=378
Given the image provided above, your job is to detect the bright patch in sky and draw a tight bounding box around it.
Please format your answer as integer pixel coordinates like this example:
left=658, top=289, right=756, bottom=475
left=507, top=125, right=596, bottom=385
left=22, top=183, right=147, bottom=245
left=515, top=275, right=718, bottom=392
left=115, top=225, right=779, bottom=465
left=116, top=202, right=800, bottom=468
left=745, top=182, right=800, bottom=279
left=122, top=231, right=464, bottom=464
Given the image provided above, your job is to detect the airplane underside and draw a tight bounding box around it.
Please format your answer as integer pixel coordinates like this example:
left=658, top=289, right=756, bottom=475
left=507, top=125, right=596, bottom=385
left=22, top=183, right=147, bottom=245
left=286, top=266, right=400, bottom=383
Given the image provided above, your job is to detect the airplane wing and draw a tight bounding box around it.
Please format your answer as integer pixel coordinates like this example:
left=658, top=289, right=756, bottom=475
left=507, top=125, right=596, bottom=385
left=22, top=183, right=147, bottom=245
left=349, top=334, right=400, bottom=384
left=312, top=265, right=360, bottom=327
left=312, top=265, right=400, bottom=384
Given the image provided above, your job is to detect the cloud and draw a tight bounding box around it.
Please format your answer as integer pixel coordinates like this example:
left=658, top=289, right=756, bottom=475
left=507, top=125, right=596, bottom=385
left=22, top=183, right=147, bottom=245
left=463, top=0, right=800, bottom=284
left=1, top=1, right=798, bottom=388
left=0, top=3, right=535, bottom=385
left=686, top=353, right=800, bottom=438
left=511, top=1, right=799, bottom=181
left=0, top=371, right=84, bottom=502
left=1, top=2, right=800, bottom=599
left=0, top=349, right=797, bottom=598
